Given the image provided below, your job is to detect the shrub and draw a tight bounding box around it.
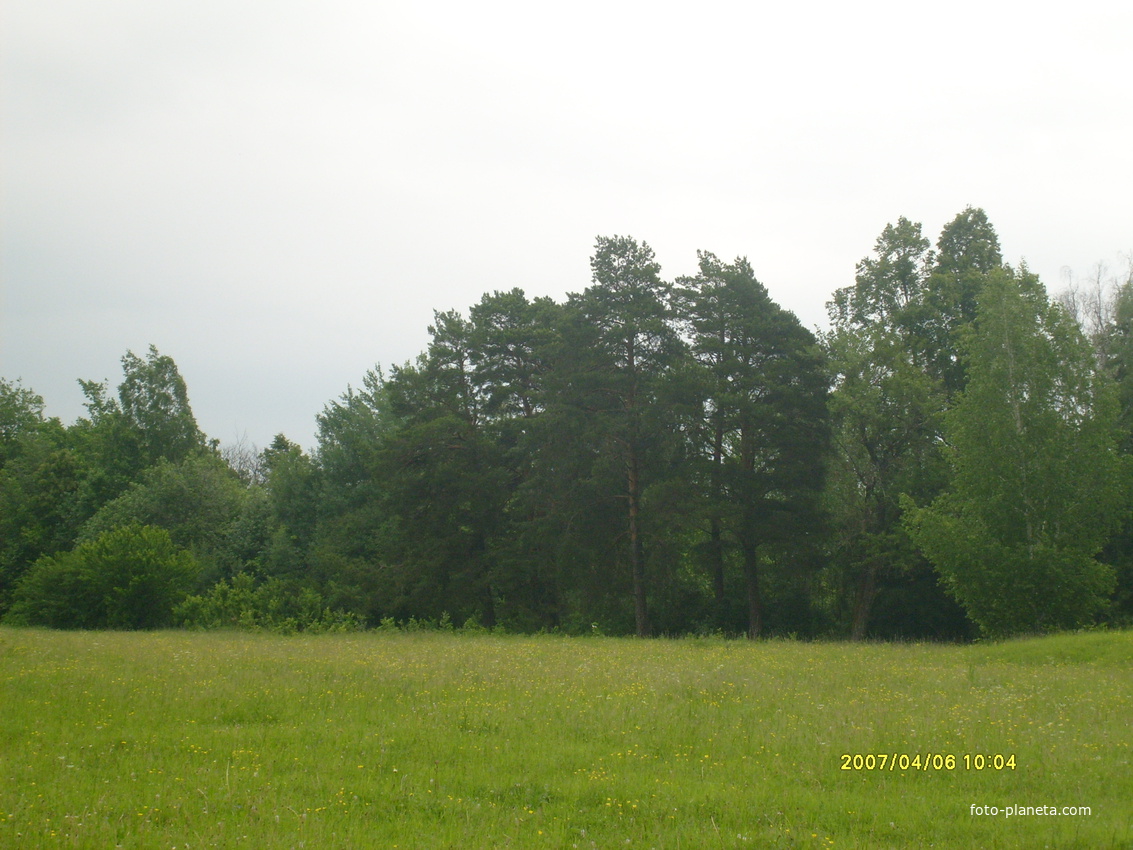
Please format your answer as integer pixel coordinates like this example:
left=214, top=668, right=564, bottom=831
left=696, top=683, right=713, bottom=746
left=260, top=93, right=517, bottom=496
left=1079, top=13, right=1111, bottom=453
left=174, top=572, right=363, bottom=634
left=5, top=524, right=197, bottom=629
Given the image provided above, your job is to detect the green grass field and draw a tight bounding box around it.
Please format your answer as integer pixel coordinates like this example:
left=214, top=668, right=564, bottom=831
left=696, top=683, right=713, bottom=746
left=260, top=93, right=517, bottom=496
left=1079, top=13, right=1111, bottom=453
left=1, top=628, right=1130, bottom=849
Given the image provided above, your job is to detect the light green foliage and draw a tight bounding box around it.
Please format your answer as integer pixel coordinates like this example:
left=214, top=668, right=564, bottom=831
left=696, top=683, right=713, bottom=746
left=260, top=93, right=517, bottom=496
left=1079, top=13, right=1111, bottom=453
left=906, top=269, right=1126, bottom=636
left=0, top=629, right=1129, bottom=848
left=175, top=572, right=362, bottom=633
left=830, top=216, right=935, bottom=335
left=4, top=524, right=197, bottom=629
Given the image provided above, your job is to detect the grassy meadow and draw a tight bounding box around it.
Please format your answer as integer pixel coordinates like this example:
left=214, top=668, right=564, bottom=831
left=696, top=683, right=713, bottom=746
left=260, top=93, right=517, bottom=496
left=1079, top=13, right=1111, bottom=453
left=1, top=628, right=1130, bottom=849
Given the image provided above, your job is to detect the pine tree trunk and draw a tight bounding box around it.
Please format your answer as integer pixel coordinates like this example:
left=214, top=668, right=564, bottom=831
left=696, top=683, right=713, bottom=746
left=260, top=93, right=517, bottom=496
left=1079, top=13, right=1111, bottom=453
left=850, top=562, right=878, bottom=641
left=628, top=449, right=650, bottom=637
left=710, top=517, right=725, bottom=607
left=710, top=417, right=726, bottom=618
left=742, top=541, right=762, bottom=640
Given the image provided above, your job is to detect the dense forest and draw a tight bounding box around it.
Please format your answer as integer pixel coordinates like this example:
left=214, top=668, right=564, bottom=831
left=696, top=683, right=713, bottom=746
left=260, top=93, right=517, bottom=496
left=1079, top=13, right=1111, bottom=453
left=3, top=209, right=1131, bottom=639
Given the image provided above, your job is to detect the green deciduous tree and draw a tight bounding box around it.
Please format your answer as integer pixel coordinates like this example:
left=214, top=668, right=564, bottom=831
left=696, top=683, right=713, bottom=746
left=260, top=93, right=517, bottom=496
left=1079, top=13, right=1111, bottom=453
left=77, top=453, right=258, bottom=582
left=0, top=384, right=86, bottom=611
left=5, top=524, right=198, bottom=629
left=260, top=434, right=319, bottom=574
left=824, top=218, right=948, bottom=639
left=116, top=346, right=204, bottom=465
left=822, top=210, right=1006, bottom=639
left=1099, top=268, right=1133, bottom=449
left=905, top=268, right=1127, bottom=636
left=925, top=207, right=1004, bottom=393
left=74, top=346, right=205, bottom=504
left=0, top=379, right=48, bottom=468
left=1098, top=270, right=1133, bottom=619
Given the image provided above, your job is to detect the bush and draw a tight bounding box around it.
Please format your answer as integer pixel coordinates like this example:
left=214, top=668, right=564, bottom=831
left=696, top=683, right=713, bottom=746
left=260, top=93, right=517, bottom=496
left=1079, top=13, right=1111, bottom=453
left=174, top=572, right=363, bottom=634
left=5, top=524, right=197, bottom=629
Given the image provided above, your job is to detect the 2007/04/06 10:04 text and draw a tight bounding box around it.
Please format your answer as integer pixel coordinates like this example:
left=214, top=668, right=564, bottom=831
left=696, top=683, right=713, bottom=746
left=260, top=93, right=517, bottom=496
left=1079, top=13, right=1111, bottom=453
left=840, top=753, right=1017, bottom=771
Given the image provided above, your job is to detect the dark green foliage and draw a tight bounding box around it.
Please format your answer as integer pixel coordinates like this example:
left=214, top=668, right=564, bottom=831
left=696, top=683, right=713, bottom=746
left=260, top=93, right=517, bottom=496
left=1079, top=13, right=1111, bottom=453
left=74, top=345, right=205, bottom=505
left=343, top=293, right=559, bottom=627
left=368, top=405, right=511, bottom=624
left=0, top=400, right=87, bottom=611
left=678, top=252, right=829, bottom=637
left=926, top=207, right=1004, bottom=392
left=75, top=452, right=276, bottom=593
left=1084, top=268, right=1133, bottom=622
left=1105, top=277, right=1133, bottom=451
left=3, top=219, right=1129, bottom=639
left=823, top=217, right=952, bottom=638
left=860, top=560, right=974, bottom=641
left=569, top=236, right=687, bottom=636
left=5, top=524, right=198, bottom=629
left=0, top=379, right=48, bottom=467
left=468, top=289, right=558, bottom=421
left=259, top=435, right=319, bottom=575
left=80, top=455, right=246, bottom=551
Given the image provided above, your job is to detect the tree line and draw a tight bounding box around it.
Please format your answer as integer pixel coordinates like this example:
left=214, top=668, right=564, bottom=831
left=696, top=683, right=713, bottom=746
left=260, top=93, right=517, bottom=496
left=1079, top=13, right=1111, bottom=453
left=2, top=208, right=1131, bottom=638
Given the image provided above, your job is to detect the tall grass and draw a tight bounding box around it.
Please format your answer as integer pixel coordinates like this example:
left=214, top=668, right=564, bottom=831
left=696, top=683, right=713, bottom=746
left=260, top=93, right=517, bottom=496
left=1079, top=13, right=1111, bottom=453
left=1, top=628, right=1130, bottom=848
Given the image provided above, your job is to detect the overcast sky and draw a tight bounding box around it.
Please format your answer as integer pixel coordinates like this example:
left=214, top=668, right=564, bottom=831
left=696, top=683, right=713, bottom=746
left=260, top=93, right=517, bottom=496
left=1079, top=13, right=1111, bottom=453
left=3, top=0, right=1130, bottom=451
